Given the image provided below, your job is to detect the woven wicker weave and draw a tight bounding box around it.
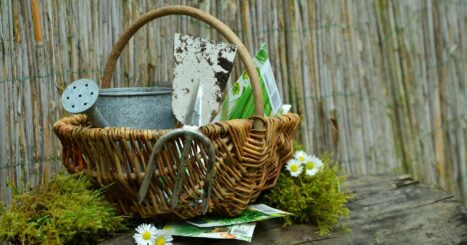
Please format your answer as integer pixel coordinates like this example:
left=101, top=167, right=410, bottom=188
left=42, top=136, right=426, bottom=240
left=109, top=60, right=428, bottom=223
left=53, top=5, right=300, bottom=219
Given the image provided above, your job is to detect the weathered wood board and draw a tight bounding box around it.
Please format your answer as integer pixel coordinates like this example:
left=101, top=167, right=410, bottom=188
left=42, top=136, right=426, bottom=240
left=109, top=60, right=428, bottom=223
left=100, top=174, right=467, bottom=244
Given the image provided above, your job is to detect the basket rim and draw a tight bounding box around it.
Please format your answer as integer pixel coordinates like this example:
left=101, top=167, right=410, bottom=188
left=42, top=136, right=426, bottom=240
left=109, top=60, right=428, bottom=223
left=53, top=114, right=266, bottom=140
left=53, top=113, right=301, bottom=140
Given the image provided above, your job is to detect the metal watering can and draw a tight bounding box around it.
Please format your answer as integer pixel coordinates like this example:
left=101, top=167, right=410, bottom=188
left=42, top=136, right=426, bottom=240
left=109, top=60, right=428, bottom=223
left=60, top=78, right=214, bottom=213
left=61, top=79, right=175, bottom=129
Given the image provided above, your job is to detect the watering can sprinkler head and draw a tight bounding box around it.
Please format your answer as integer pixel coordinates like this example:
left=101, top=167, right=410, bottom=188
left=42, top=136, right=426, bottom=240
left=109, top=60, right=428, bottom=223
left=61, top=79, right=109, bottom=128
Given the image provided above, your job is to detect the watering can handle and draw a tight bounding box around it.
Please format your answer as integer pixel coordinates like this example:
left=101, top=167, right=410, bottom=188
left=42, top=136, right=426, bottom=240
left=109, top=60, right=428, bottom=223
left=101, top=5, right=265, bottom=126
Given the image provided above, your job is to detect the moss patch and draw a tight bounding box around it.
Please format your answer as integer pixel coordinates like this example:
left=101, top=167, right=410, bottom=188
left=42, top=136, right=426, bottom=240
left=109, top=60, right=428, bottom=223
left=0, top=174, right=126, bottom=244
left=265, top=153, right=350, bottom=235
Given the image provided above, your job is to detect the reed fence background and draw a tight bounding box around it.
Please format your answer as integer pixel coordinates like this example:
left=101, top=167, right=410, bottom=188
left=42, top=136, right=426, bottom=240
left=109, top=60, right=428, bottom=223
left=0, top=0, right=466, bottom=206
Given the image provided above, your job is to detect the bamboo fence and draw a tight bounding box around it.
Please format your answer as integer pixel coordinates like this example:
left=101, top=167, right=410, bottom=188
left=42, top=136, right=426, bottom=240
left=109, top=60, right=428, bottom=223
left=0, top=0, right=466, bottom=206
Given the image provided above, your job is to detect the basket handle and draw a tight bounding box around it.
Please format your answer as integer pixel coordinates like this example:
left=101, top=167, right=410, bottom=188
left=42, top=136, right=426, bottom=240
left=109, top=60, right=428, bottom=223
left=101, top=5, right=265, bottom=122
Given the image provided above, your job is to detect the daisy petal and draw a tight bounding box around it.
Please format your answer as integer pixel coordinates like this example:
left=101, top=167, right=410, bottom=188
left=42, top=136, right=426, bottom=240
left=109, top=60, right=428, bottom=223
left=304, top=155, right=323, bottom=176
left=286, top=159, right=303, bottom=177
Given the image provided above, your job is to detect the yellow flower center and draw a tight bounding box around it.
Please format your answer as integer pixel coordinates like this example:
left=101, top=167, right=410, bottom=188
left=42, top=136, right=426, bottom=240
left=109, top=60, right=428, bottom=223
left=142, top=231, right=152, bottom=240
left=156, top=237, right=166, bottom=245
left=291, top=164, right=299, bottom=172
left=306, top=162, right=314, bottom=170
left=298, top=156, right=305, bottom=161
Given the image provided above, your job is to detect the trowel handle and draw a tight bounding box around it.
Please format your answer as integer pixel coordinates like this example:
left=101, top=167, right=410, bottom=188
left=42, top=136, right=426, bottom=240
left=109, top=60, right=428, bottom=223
left=101, top=5, right=265, bottom=128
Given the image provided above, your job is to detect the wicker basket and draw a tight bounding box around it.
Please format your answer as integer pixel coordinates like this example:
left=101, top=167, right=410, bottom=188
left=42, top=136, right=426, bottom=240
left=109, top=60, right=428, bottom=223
left=53, top=5, right=300, bottom=219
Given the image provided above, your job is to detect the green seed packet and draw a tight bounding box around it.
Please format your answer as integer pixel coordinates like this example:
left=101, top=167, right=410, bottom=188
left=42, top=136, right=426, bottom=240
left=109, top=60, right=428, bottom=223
left=163, top=204, right=290, bottom=242
left=164, top=222, right=256, bottom=242
left=186, top=203, right=290, bottom=228
left=212, top=43, right=282, bottom=122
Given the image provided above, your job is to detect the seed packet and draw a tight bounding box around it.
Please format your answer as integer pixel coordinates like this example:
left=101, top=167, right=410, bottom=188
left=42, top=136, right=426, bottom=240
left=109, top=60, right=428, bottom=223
left=163, top=222, right=256, bottom=242
left=187, top=203, right=290, bottom=228
left=163, top=204, right=290, bottom=242
left=212, top=43, right=283, bottom=122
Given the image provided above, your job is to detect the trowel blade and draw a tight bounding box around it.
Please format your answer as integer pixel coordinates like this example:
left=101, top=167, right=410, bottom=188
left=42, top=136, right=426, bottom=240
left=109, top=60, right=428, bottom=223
left=172, top=33, right=237, bottom=126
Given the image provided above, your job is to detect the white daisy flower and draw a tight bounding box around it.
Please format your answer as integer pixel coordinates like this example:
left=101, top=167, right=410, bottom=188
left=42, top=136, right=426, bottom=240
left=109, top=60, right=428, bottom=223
left=304, top=155, right=323, bottom=177
left=133, top=223, right=157, bottom=245
left=286, top=158, right=303, bottom=177
left=294, top=150, right=309, bottom=163
left=154, top=230, right=173, bottom=245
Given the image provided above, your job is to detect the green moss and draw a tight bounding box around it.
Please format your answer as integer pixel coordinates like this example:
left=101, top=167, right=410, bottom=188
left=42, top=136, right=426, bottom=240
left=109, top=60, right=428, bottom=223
left=265, top=153, right=350, bottom=235
left=0, top=174, right=126, bottom=244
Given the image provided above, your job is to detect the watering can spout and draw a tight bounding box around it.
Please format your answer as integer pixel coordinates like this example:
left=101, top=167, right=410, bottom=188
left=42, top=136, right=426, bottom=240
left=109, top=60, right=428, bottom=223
left=61, top=79, right=109, bottom=128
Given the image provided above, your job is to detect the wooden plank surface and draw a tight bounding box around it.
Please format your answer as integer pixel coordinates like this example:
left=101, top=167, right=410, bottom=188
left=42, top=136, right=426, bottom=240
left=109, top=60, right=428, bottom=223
left=100, top=174, right=467, bottom=244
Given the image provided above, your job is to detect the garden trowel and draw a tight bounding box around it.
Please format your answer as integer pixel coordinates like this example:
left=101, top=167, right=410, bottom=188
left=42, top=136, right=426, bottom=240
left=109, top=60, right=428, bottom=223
left=172, top=33, right=237, bottom=126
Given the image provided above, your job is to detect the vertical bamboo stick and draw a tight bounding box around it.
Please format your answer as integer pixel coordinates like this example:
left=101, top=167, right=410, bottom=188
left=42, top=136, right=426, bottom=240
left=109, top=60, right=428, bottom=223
left=16, top=0, right=36, bottom=187
left=240, top=0, right=253, bottom=52
left=0, top=5, right=11, bottom=201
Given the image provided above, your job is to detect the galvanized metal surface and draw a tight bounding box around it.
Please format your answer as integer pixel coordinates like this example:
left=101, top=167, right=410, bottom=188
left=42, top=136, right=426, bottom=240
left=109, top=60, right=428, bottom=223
left=97, top=87, right=175, bottom=130
left=172, top=33, right=236, bottom=126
